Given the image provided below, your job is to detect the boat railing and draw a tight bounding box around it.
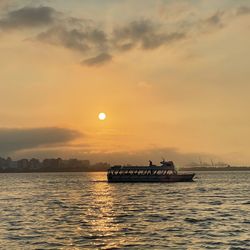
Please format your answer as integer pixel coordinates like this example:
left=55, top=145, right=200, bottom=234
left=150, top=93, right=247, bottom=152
left=108, top=168, right=176, bottom=176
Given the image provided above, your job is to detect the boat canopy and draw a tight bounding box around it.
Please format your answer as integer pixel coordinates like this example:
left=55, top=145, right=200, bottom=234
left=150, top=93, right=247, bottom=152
left=109, top=165, right=175, bottom=171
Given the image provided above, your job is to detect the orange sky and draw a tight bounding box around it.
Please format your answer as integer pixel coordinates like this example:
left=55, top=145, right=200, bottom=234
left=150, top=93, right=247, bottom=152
left=0, top=1, right=250, bottom=165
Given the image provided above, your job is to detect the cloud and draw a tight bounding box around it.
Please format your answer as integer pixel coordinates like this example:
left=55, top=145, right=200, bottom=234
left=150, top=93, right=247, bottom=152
left=0, top=127, right=81, bottom=154
left=181, top=11, right=225, bottom=36
left=236, top=6, right=250, bottom=16
left=113, top=19, right=186, bottom=50
left=0, top=6, right=58, bottom=30
left=82, top=53, right=112, bottom=66
left=37, top=25, right=108, bottom=53
left=0, top=5, right=110, bottom=66
left=200, top=12, right=224, bottom=31
left=0, top=4, right=248, bottom=66
left=37, top=18, right=185, bottom=65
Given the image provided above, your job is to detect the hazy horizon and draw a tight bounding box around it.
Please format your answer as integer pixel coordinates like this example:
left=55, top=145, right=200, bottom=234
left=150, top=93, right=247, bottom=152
left=1, top=1, right=250, bottom=165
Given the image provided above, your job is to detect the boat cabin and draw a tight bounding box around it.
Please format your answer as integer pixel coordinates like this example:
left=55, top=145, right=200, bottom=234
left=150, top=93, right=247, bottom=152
left=108, top=165, right=177, bottom=177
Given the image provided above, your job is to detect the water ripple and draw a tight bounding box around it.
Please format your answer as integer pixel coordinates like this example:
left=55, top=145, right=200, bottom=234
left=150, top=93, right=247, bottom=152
left=0, top=171, right=249, bottom=249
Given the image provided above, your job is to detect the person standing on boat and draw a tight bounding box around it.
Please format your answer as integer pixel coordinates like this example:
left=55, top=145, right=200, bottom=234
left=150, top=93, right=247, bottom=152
left=149, top=160, right=153, bottom=166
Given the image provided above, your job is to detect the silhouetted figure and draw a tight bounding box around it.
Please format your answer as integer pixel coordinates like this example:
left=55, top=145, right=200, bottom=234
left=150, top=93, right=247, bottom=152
left=149, top=160, right=153, bottom=166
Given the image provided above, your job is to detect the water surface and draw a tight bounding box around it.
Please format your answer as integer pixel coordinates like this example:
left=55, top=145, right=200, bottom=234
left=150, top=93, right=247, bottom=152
left=0, top=172, right=249, bottom=249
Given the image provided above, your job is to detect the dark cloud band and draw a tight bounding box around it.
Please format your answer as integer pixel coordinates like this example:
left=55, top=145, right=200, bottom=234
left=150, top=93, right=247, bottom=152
left=0, top=127, right=81, bottom=154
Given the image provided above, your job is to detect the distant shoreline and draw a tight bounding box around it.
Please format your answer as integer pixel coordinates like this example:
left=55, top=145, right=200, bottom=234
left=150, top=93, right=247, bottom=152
left=1, top=167, right=250, bottom=173
left=180, top=167, right=250, bottom=171
left=1, top=156, right=250, bottom=173
left=0, top=169, right=107, bottom=173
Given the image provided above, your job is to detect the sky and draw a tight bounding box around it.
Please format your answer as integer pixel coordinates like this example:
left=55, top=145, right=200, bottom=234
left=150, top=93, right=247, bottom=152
left=0, top=0, right=250, bottom=165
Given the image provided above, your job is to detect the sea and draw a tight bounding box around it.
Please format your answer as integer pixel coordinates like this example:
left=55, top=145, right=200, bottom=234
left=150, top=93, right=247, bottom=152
left=0, top=171, right=249, bottom=250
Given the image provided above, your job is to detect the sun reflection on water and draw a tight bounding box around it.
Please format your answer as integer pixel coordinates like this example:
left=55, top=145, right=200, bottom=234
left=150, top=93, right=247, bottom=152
left=0, top=172, right=249, bottom=249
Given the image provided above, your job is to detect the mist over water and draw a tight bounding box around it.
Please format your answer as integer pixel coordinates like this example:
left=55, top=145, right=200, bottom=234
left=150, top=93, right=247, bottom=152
left=0, top=172, right=249, bottom=249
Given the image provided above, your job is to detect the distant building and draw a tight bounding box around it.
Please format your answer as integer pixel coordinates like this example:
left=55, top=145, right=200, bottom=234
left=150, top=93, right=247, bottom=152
left=0, top=156, right=108, bottom=172
left=29, top=158, right=41, bottom=170
left=17, top=159, right=29, bottom=170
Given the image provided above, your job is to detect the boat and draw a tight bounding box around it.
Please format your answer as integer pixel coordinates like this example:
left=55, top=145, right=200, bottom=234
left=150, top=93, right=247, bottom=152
left=107, top=160, right=195, bottom=183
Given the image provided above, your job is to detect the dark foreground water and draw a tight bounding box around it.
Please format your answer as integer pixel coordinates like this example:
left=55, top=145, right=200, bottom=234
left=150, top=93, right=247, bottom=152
left=0, top=172, right=249, bottom=250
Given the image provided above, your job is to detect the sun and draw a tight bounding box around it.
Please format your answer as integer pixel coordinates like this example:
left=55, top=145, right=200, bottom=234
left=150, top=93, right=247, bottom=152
left=98, top=112, right=106, bottom=120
